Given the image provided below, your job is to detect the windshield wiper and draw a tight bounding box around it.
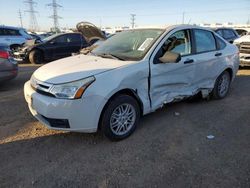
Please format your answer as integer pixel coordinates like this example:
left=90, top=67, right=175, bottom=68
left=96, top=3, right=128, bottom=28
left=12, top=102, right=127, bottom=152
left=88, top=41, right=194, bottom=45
left=97, top=53, right=125, bottom=61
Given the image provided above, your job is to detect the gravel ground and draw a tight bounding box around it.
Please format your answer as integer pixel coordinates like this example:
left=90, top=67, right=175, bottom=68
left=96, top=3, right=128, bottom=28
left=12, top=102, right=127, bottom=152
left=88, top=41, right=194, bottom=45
left=0, top=65, right=249, bottom=188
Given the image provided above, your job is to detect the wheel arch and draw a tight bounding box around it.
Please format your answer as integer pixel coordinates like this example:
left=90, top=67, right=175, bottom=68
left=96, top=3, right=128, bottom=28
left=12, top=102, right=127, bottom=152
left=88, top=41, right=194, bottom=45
left=98, top=88, right=144, bottom=130
left=224, top=67, right=233, bottom=80
left=28, top=47, right=44, bottom=58
left=29, top=47, right=44, bottom=54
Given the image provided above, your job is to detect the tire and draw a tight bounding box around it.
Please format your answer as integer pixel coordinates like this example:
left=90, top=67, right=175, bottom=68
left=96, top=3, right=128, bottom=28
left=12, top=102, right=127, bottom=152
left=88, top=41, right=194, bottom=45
left=212, top=71, right=231, bottom=99
left=29, top=50, right=43, bottom=64
left=100, top=95, right=140, bottom=141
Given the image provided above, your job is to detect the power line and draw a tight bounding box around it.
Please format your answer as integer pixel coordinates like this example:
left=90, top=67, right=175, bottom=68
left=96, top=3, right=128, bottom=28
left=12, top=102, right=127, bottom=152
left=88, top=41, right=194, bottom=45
left=131, top=14, right=136, bottom=28
left=47, top=0, right=62, bottom=32
left=18, top=9, right=23, bottom=28
left=24, top=0, right=38, bottom=31
left=182, top=12, right=185, bottom=24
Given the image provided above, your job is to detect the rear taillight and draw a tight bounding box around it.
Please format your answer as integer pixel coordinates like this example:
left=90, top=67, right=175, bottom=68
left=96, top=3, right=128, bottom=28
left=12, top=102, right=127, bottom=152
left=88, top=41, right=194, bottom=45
left=0, top=50, right=9, bottom=59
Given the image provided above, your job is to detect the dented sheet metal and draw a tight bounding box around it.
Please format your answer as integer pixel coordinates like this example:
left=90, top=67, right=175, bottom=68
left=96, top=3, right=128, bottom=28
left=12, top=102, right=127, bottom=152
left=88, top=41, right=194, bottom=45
left=149, top=58, right=196, bottom=110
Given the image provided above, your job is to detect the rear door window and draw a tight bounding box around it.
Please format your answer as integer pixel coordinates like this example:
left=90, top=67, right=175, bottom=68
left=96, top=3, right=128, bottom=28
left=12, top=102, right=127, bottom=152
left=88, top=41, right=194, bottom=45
left=54, top=35, right=67, bottom=43
left=216, top=29, right=223, bottom=37
left=0, top=29, right=4, bottom=36
left=4, top=29, right=21, bottom=36
left=215, top=35, right=226, bottom=50
left=194, top=29, right=216, bottom=53
left=66, top=34, right=81, bottom=43
left=223, top=29, right=235, bottom=39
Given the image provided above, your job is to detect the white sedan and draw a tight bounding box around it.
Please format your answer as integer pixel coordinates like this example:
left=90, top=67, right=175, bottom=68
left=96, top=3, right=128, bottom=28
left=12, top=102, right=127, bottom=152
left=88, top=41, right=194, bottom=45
left=24, top=25, right=239, bottom=140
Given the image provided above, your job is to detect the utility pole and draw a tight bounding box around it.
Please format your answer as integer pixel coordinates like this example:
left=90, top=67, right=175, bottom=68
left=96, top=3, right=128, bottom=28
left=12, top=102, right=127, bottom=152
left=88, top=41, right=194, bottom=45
left=18, top=9, right=23, bottom=28
left=47, top=0, right=62, bottom=32
left=182, top=12, right=185, bottom=24
left=131, top=14, right=136, bottom=29
left=24, top=0, right=38, bottom=32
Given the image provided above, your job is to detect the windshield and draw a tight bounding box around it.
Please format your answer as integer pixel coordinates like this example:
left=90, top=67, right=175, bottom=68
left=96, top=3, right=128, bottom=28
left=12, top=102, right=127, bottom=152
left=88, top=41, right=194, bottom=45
left=92, top=29, right=164, bottom=61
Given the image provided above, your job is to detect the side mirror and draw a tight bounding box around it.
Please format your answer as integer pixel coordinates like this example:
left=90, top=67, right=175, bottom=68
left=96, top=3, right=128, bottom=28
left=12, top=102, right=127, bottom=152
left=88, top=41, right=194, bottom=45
left=159, top=51, right=181, bottom=64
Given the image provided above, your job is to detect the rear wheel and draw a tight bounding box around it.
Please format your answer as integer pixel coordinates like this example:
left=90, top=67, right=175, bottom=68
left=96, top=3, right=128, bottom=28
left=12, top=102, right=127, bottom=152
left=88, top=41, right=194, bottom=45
left=212, top=71, right=231, bottom=99
left=100, top=95, right=140, bottom=141
left=29, top=50, right=43, bottom=64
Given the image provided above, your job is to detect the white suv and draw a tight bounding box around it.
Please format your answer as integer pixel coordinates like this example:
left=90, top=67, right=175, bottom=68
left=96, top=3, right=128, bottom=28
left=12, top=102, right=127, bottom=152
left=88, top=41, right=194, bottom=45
left=0, top=26, right=32, bottom=50
left=24, top=25, right=239, bottom=140
left=234, top=33, right=250, bottom=66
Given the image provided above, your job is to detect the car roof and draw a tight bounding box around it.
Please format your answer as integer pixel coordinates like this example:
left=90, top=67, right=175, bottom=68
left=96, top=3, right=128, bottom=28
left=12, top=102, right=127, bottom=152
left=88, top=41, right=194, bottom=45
left=212, top=27, right=235, bottom=31
left=131, top=24, right=214, bottom=32
left=43, top=32, right=81, bottom=40
left=0, top=25, right=25, bottom=30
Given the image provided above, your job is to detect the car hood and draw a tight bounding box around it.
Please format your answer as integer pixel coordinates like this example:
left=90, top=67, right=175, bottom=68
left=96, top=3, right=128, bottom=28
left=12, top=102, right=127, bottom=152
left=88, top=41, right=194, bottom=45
left=33, top=55, right=134, bottom=84
left=76, top=21, right=106, bottom=42
left=234, top=35, right=250, bottom=43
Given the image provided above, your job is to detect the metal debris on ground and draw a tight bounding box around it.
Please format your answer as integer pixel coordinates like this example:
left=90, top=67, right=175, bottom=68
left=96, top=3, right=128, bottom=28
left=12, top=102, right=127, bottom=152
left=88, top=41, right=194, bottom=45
left=207, top=135, right=215, bottom=139
left=174, top=112, right=180, bottom=116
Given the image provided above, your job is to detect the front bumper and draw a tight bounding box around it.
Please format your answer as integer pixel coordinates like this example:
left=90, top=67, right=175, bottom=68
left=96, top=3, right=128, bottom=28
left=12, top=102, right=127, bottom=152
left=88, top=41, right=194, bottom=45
left=24, top=81, right=107, bottom=133
left=13, top=51, right=27, bottom=62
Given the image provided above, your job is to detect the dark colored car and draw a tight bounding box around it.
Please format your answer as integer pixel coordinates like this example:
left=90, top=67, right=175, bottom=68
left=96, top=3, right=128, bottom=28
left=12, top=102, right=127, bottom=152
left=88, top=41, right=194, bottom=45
left=13, top=33, right=90, bottom=64
left=213, top=28, right=239, bottom=43
left=0, top=44, right=18, bottom=82
left=13, top=22, right=106, bottom=64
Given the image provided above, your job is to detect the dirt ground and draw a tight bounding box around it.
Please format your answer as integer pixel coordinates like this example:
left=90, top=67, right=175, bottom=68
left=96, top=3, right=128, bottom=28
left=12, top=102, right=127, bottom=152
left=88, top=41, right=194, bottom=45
left=0, top=65, right=249, bottom=188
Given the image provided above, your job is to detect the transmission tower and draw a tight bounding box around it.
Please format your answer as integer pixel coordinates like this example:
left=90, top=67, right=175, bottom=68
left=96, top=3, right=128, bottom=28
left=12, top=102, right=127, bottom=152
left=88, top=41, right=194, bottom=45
left=18, top=9, right=23, bottom=28
left=24, top=0, right=38, bottom=31
left=131, top=14, right=136, bottom=29
left=47, top=0, right=62, bottom=32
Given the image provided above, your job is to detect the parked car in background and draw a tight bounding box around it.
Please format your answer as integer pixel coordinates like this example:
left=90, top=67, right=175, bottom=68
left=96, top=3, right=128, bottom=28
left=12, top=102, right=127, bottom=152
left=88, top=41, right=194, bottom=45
left=14, top=22, right=106, bottom=64
left=0, top=44, right=18, bottom=83
left=0, top=26, right=33, bottom=50
left=28, top=32, right=42, bottom=41
left=13, top=33, right=88, bottom=64
left=24, top=25, right=239, bottom=140
left=234, top=33, right=250, bottom=67
left=213, top=28, right=239, bottom=43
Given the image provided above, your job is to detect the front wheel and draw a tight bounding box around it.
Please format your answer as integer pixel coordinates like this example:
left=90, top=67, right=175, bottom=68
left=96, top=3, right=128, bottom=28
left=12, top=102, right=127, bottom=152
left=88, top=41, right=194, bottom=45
left=100, top=95, right=140, bottom=141
left=212, top=71, right=231, bottom=99
left=29, top=50, right=43, bottom=64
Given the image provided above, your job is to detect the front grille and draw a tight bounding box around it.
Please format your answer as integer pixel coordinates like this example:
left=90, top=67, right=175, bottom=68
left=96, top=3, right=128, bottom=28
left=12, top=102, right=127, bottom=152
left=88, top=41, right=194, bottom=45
left=36, top=88, right=55, bottom=97
left=42, top=115, right=70, bottom=128
left=31, top=77, right=55, bottom=97
left=240, top=42, right=250, bottom=54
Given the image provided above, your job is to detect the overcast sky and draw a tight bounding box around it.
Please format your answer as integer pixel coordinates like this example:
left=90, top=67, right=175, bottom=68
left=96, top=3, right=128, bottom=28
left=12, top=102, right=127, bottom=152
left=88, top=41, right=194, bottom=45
left=0, top=0, right=249, bottom=30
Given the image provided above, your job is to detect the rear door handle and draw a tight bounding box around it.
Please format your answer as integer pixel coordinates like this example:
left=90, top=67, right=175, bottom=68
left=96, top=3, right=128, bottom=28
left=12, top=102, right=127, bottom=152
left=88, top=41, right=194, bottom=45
left=184, top=59, right=194, bottom=64
left=215, top=52, right=222, bottom=57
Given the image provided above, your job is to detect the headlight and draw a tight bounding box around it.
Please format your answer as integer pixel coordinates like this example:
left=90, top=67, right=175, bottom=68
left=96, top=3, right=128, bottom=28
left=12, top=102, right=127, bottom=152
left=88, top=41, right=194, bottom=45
left=49, top=76, right=95, bottom=99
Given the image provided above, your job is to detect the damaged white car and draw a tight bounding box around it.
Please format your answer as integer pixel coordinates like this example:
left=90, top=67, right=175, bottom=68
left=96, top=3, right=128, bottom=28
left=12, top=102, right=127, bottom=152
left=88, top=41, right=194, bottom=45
left=24, top=25, right=239, bottom=140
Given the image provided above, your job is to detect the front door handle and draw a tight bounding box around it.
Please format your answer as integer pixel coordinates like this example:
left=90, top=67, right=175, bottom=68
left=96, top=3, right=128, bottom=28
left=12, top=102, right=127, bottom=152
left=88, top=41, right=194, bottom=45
left=184, top=59, right=194, bottom=64
left=215, top=52, right=222, bottom=57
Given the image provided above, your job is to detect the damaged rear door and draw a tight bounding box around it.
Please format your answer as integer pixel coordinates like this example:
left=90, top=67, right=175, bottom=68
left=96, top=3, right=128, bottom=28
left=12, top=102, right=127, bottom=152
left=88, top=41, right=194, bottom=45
left=149, top=29, right=196, bottom=110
